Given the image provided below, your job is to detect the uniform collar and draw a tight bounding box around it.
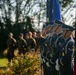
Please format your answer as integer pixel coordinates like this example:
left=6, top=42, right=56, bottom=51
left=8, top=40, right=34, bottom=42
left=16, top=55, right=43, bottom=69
left=57, top=32, right=62, bottom=36
left=65, top=37, right=71, bottom=42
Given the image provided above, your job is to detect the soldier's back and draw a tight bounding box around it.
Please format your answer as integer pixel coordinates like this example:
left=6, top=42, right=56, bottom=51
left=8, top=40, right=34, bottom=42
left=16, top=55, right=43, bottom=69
left=7, top=38, right=16, bottom=47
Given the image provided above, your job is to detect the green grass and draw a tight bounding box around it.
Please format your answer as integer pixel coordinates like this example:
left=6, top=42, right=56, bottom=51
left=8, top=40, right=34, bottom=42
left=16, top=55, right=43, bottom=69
left=0, top=58, right=8, bottom=74
left=0, top=49, right=8, bottom=67
left=0, top=58, right=8, bottom=67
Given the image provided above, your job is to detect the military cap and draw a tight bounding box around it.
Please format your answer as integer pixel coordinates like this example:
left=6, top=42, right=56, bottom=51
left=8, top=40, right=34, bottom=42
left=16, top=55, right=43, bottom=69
left=55, top=20, right=75, bottom=31
left=55, top=19, right=65, bottom=25
left=54, top=19, right=63, bottom=26
left=62, top=24, right=75, bottom=31
left=51, top=20, right=62, bottom=32
left=19, top=33, right=24, bottom=36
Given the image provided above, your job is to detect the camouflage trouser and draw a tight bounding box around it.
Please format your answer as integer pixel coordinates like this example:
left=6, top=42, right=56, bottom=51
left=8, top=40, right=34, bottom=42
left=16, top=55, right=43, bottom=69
left=7, top=47, right=14, bottom=62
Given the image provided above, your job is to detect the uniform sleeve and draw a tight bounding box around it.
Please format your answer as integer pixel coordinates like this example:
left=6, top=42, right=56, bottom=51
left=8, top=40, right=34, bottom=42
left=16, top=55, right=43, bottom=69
left=12, top=38, right=16, bottom=45
left=49, top=37, right=64, bottom=65
left=15, top=41, right=19, bottom=48
left=31, top=38, right=36, bottom=48
left=42, top=45, right=48, bottom=58
left=60, top=42, right=74, bottom=66
left=7, top=39, right=9, bottom=47
left=23, top=40, right=27, bottom=48
left=12, top=38, right=16, bottom=42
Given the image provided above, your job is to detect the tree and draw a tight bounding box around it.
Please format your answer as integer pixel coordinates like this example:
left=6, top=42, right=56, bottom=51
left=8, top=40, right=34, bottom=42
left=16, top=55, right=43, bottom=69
left=0, top=0, right=75, bottom=49
left=0, top=0, right=39, bottom=48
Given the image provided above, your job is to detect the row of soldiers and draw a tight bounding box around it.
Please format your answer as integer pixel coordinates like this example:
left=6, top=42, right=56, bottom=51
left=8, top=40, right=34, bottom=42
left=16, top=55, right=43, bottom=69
left=6, top=31, right=44, bottom=63
left=39, top=20, right=75, bottom=75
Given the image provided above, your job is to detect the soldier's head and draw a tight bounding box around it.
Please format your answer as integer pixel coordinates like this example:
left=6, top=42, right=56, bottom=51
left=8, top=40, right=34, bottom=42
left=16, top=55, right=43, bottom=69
left=8, top=32, right=13, bottom=38
left=25, top=32, right=29, bottom=39
left=46, top=21, right=54, bottom=34
left=28, top=31, right=32, bottom=38
left=53, top=20, right=63, bottom=35
left=33, top=31, right=37, bottom=38
left=19, top=33, right=24, bottom=39
left=42, top=21, right=54, bottom=36
left=62, top=24, right=75, bottom=38
left=52, top=24, right=62, bottom=35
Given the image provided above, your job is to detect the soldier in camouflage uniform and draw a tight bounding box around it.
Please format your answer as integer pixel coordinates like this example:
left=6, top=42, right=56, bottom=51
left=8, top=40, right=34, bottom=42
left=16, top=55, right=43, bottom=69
left=35, top=32, right=45, bottom=52
left=7, top=33, right=16, bottom=62
left=16, top=33, right=27, bottom=55
left=27, top=31, right=36, bottom=52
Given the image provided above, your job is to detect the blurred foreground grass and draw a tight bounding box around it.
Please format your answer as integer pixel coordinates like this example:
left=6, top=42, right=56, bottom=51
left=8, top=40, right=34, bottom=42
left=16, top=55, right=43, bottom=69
left=0, top=51, right=41, bottom=75
left=0, top=58, right=8, bottom=74
left=0, top=58, right=8, bottom=67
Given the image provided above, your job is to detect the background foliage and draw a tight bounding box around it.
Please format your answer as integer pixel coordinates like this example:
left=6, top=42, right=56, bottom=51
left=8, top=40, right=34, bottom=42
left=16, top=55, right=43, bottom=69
left=0, top=0, right=75, bottom=49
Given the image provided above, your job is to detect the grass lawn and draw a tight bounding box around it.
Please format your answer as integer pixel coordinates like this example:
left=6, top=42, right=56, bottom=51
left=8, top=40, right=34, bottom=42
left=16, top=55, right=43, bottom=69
left=0, top=51, right=41, bottom=75
left=0, top=58, right=8, bottom=67
left=0, top=58, right=8, bottom=74
left=0, top=51, right=8, bottom=73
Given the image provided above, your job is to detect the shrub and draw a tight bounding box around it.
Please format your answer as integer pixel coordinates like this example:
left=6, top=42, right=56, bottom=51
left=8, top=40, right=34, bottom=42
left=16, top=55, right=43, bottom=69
left=10, top=52, right=41, bottom=75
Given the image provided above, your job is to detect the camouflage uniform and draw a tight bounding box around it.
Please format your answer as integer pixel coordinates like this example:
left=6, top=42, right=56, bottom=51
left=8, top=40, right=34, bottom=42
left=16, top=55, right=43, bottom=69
left=16, top=39, right=27, bottom=55
left=26, top=37, right=36, bottom=52
left=7, top=37, right=16, bottom=62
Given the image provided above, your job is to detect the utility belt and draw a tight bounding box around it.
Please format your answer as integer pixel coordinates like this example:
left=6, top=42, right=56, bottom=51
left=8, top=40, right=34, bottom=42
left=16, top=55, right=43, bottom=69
left=18, top=48, right=26, bottom=50
left=60, top=64, right=72, bottom=70
left=8, top=46, right=15, bottom=51
left=60, top=62, right=72, bottom=67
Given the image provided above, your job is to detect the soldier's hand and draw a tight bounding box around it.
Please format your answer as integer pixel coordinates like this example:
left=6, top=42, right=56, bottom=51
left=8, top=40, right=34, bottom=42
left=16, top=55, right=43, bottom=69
left=43, top=58, right=46, bottom=63
left=55, top=65, right=60, bottom=71
left=55, top=59, right=59, bottom=65
left=46, top=62, right=50, bottom=67
left=55, top=59, right=60, bottom=71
